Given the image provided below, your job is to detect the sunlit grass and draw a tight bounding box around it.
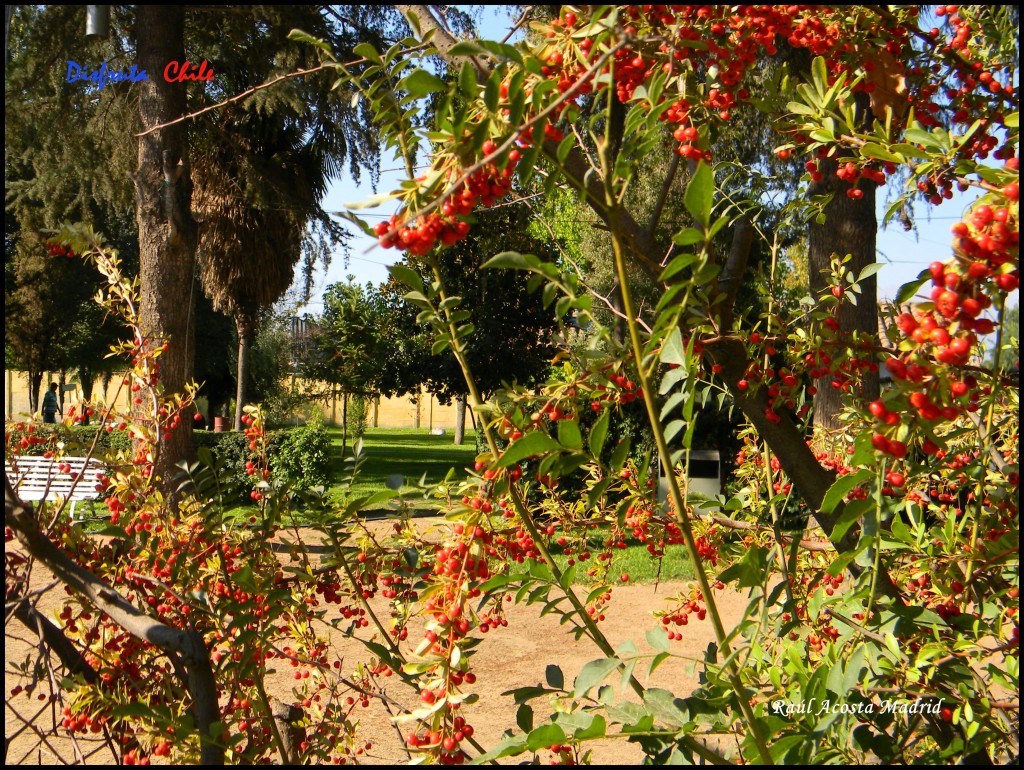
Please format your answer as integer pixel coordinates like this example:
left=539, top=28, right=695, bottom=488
left=328, top=427, right=478, bottom=510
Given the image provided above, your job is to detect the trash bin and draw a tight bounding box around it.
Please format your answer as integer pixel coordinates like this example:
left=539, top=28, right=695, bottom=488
left=658, top=449, right=721, bottom=507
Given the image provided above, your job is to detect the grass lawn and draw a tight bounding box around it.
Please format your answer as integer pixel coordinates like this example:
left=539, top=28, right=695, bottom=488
left=549, top=537, right=696, bottom=585
left=328, top=427, right=479, bottom=510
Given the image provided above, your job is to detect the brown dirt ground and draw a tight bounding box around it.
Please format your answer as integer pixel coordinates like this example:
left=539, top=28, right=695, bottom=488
left=6, top=518, right=752, bottom=765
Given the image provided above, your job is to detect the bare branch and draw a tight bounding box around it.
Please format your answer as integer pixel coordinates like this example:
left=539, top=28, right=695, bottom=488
left=4, top=478, right=225, bottom=764
left=136, top=63, right=332, bottom=137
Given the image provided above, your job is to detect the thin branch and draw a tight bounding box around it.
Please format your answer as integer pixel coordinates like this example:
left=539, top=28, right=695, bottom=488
left=136, top=63, right=334, bottom=137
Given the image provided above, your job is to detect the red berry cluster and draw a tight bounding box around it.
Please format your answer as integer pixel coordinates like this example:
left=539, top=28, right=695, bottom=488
left=590, top=372, right=639, bottom=411
left=46, top=240, right=77, bottom=258
left=658, top=589, right=709, bottom=640
left=868, top=187, right=1017, bottom=457
left=374, top=140, right=518, bottom=255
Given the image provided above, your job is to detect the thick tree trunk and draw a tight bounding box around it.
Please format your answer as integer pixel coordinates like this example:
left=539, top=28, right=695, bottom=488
left=454, top=395, right=466, bottom=445
left=807, top=155, right=880, bottom=433
left=234, top=317, right=252, bottom=432
left=136, top=6, right=198, bottom=485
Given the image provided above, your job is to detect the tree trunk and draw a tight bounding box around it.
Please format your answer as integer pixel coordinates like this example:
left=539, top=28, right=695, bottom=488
left=453, top=395, right=466, bottom=445
left=58, top=370, right=67, bottom=417
left=341, top=392, right=349, bottom=459
left=234, top=317, right=252, bottom=432
left=807, top=113, right=880, bottom=433
left=79, top=367, right=95, bottom=426
left=136, top=6, right=198, bottom=485
left=28, top=370, right=43, bottom=415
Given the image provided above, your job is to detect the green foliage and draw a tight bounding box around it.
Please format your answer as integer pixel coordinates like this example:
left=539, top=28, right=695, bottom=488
left=344, top=394, right=369, bottom=440
left=269, top=422, right=333, bottom=491
left=5, top=422, right=132, bottom=458
left=194, top=424, right=333, bottom=501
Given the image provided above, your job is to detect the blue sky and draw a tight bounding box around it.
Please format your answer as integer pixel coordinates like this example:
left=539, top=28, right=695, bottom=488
left=298, top=165, right=982, bottom=313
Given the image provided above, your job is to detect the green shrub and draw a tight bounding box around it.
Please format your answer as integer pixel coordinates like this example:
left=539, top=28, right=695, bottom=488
left=194, top=424, right=332, bottom=502
left=269, top=423, right=333, bottom=490
left=4, top=422, right=132, bottom=458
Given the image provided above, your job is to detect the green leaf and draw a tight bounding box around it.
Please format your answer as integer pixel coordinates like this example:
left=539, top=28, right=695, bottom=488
left=683, top=161, right=714, bottom=228
left=770, top=735, right=806, bottom=763
left=484, top=73, right=500, bottom=112
left=644, top=688, right=690, bottom=728
left=588, top=408, right=610, bottom=458
left=458, top=61, right=477, bottom=98
left=896, top=272, right=929, bottom=304
left=609, top=438, right=630, bottom=472
left=400, top=69, right=447, bottom=98
left=890, top=142, right=931, bottom=159
left=903, top=127, right=937, bottom=148
left=661, top=327, right=687, bottom=366
left=352, top=42, right=382, bottom=64
left=660, top=391, right=687, bottom=421
left=527, top=724, right=567, bottom=752
left=288, top=29, right=332, bottom=55
left=517, top=703, right=534, bottom=733
left=574, top=658, right=620, bottom=696
left=496, top=431, right=561, bottom=467
left=545, top=664, right=564, bottom=690
left=646, top=627, right=670, bottom=652
left=660, top=251, right=700, bottom=282
left=389, top=263, right=425, bottom=292
left=482, top=251, right=535, bottom=270
left=820, top=468, right=874, bottom=514
left=832, top=497, right=872, bottom=544
left=883, top=632, right=903, bottom=660
left=1003, top=111, right=1018, bottom=129
left=671, top=228, right=704, bottom=247
left=716, top=545, right=768, bottom=588
left=557, top=419, right=582, bottom=450
left=474, top=732, right=530, bottom=762
left=111, top=702, right=159, bottom=719
left=232, top=565, right=257, bottom=593
left=857, top=262, right=886, bottom=282
left=344, top=191, right=401, bottom=210
left=811, top=56, right=828, bottom=96
left=572, top=713, right=606, bottom=741
left=786, top=101, right=817, bottom=116
left=557, top=134, right=575, bottom=164
left=860, top=142, right=903, bottom=163
left=842, top=644, right=868, bottom=695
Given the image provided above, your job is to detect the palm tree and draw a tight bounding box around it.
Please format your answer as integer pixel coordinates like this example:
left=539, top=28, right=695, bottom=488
left=189, top=7, right=384, bottom=430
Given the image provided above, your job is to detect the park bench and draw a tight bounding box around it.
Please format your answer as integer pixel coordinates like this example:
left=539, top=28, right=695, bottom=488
left=4, top=455, right=107, bottom=522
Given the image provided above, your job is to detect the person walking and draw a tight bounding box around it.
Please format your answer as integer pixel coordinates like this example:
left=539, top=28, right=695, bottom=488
left=42, top=382, right=62, bottom=424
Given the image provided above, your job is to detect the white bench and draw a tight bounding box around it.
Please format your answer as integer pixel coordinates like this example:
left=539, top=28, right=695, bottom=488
left=5, top=455, right=107, bottom=522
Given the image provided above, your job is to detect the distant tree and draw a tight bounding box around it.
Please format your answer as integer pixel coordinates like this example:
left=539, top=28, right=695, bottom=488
left=190, top=6, right=396, bottom=431
left=304, top=280, right=385, bottom=453
left=4, top=227, right=111, bottom=415
left=986, top=303, right=1019, bottom=373
left=380, top=204, right=561, bottom=442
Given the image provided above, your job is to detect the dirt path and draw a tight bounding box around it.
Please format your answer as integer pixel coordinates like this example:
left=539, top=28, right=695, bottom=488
left=6, top=521, right=751, bottom=765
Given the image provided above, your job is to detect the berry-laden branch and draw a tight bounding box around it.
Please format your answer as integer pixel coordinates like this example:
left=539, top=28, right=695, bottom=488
left=5, top=479, right=224, bottom=765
